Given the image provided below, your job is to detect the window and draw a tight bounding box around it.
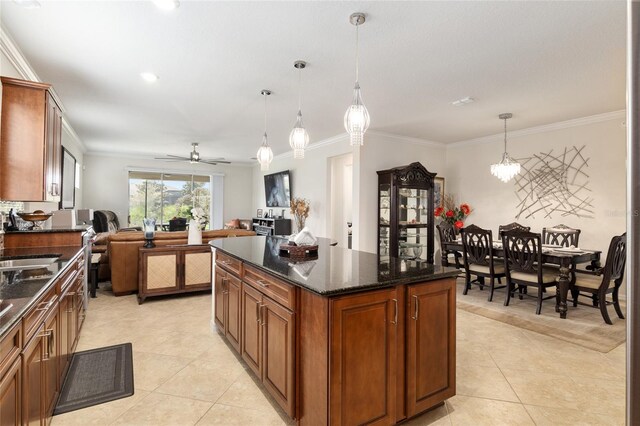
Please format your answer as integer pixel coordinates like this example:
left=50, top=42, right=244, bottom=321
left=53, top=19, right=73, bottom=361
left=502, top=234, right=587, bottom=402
left=128, top=171, right=212, bottom=229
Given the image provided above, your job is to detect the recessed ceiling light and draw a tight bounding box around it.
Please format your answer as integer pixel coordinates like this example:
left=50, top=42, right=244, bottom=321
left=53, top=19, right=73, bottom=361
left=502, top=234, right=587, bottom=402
left=140, top=72, right=159, bottom=83
left=452, top=97, right=475, bottom=107
left=152, top=0, right=179, bottom=10
left=13, top=0, right=41, bottom=9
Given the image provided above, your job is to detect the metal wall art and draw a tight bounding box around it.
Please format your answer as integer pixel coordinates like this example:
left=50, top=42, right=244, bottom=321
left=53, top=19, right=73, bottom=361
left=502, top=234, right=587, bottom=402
left=514, top=145, right=593, bottom=219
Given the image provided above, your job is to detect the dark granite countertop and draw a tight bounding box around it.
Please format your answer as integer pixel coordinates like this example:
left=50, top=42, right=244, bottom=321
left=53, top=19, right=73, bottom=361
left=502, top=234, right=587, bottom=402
left=211, top=236, right=459, bottom=296
left=5, top=225, right=92, bottom=234
left=0, top=246, right=84, bottom=339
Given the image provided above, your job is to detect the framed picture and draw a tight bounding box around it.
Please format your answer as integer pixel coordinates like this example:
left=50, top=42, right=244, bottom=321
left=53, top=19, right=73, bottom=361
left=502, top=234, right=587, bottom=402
left=268, top=209, right=273, bottom=218
left=257, top=209, right=263, bottom=218
left=60, top=148, right=77, bottom=209
left=434, top=177, right=445, bottom=208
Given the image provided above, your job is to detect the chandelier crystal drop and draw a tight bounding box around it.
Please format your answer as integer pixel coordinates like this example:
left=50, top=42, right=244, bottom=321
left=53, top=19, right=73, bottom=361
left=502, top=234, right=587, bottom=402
left=490, top=113, right=521, bottom=183
left=289, top=61, right=310, bottom=159
left=256, top=90, right=273, bottom=172
left=344, top=13, right=370, bottom=147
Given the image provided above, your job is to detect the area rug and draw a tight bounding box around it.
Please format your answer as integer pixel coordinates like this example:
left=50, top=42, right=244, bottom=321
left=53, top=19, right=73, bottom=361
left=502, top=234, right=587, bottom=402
left=455, top=280, right=626, bottom=353
left=54, top=343, right=134, bottom=415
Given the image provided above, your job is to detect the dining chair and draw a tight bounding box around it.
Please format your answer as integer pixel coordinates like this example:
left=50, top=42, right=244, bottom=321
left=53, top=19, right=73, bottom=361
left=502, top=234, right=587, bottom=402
left=436, top=222, right=462, bottom=268
left=501, top=230, right=558, bottom=314
left=460, top=225, right=506, bottom=301
left=498, top=222, right=530, bottom=237
left=570, top=233, right=626, bottom=324
left=542, top=224, right=581, bottom=247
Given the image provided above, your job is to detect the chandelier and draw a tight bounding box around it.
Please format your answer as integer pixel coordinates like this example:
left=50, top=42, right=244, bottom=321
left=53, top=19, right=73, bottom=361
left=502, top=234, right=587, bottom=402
left=491, top=113, right=521, bottom=183
left=289, top=61, right=310, bottom=159
left=256, top=90, right=273, bottom=172
left=344, top=12, right=370, bottom=146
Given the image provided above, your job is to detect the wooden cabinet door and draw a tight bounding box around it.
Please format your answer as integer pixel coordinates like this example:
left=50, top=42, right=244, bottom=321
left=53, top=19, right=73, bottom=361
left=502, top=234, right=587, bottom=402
left=43, top=304, right=59, bottom=419
left=261, top=297, right=295, bottom=417
left=183, top=250, right=212, bottom=290
left=213, top=267, right=226, bottom=331
left=0, top=357, right=21, bottom=426
left=330, top=289, right=398, bottom=426
left=225, top=274, right=241, bottom=352
left=406, top=279, right=456, bottom=417
left=142, top=252, right=179, bottom=294
left=44, top=92, right=61, bottom=202
left=240, top=283, right=262, bottom=377
left=58, top=291, right=71, bottom=378
left=22, top=325, right=45, bottom=426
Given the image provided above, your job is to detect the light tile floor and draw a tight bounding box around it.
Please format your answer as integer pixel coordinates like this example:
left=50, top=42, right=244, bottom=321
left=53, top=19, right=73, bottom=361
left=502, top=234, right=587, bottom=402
left=51, top=286, right=625, bottom=426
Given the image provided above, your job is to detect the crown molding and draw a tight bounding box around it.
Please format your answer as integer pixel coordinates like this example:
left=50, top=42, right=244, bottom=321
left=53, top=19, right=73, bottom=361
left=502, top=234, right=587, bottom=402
left=367, top=130, right=445, bottom=148
left=0, top=24, right=40, bottom=82
left=448, top=110, right=627, bottom=148
left=271, top=132, right=350, bottom=161
left=1, top=24, right=87, bottom=152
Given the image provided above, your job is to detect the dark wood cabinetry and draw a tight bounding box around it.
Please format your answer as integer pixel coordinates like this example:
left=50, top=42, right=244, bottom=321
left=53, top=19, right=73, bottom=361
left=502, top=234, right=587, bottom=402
left=214, top=249, right=456, bottom=425
left=406, top=280, right=456, bottom=416
left=214, top=266, right=242, bottom=352
left=0, top=250, right=86, bottom=425
left=377, top=162, right=437, bottom=264
left=0, top=77, right=62, bottom=202
left=138, top=245, right=212, bottom=304
left=329, top=289, right=398, bottom=426
left=251, top=218, right=292, bottom=236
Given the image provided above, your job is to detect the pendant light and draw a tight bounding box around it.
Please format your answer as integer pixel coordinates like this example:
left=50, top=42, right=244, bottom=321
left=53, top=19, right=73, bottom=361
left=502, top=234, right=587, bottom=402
left=344, top=12, right=370, bottom=146
left=289, top=61, right=310, bottom=159
left=257, top=90, right=273, bottom=172
left=490, top=113, right=521, bottom=183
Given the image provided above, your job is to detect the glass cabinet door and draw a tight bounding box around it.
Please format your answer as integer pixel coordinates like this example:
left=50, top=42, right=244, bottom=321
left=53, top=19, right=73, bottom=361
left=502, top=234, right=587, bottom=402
left=398, top=188, right=429, bottom=261
left=379, top=183, right=391, bottom=261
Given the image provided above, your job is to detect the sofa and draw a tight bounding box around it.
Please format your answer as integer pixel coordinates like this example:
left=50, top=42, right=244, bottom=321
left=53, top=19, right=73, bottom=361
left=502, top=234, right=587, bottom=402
left=91, top=210, right=139, bottom=281
left=108, top=228, right=255, bottom=296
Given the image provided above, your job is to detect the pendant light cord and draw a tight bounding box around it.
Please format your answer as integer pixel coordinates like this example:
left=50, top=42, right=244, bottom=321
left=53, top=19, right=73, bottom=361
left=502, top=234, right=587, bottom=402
left=355, top=23, right=360, bottom=83
left=298, top=67, right=302, bottom=111
left=263, top=92, right=267, bottom=135
left=503, top=117, right=508, bottom=153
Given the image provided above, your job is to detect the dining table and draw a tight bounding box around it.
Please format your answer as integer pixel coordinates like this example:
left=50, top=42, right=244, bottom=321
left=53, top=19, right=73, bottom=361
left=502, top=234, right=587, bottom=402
left=441, top=240, right=602, bottom=319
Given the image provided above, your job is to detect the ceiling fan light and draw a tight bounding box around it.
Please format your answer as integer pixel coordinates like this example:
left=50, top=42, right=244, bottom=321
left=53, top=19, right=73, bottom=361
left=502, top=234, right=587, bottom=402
left=289, top=111, right=309, bottom=159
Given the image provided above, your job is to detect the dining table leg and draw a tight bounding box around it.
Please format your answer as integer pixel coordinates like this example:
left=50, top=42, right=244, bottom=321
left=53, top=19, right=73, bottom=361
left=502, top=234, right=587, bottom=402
left=556, top=258, right=572, bottom=319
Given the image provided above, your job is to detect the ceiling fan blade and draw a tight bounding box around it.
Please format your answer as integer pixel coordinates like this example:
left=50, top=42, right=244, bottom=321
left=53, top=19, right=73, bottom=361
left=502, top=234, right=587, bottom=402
left=165, top=154, right=191, bottom=159
left=154, top=158, right=189, bottom=162
left=200, top=159, right=231, bottom=165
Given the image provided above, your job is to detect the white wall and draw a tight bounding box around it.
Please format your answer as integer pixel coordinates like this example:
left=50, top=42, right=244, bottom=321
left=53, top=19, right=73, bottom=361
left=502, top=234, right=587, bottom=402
left=83, top=154, right=254, bottom=228
left=252, top=132, right=447, bottom=253
left=444, top=114, right=626, bottom=255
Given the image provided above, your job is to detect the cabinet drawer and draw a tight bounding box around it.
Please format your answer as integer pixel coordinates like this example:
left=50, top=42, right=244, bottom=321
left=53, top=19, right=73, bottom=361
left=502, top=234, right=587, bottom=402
left=22, top=286, right=57, bottom=345
left=216, top=252, right=242, bottom=277
left=0, top=322, right=21, bottom=373
left=244, top=265, right=295, bottom=310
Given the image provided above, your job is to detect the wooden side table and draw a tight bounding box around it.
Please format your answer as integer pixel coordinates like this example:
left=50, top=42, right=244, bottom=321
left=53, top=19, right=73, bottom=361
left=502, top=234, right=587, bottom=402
left=90, top=253, right=101, bottom=298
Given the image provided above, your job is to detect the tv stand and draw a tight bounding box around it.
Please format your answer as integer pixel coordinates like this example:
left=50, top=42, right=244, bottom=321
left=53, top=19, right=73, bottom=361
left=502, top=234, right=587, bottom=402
left=252, top=217, right=292, bottom=236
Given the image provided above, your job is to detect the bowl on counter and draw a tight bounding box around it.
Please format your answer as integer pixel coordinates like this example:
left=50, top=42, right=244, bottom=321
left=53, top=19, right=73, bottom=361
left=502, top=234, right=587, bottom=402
left=17, top=211, right=52, bottom=230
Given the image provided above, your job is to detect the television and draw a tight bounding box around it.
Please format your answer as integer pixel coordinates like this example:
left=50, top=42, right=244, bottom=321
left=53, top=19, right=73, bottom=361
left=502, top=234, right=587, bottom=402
left=264, top=170, right=291, bottom=207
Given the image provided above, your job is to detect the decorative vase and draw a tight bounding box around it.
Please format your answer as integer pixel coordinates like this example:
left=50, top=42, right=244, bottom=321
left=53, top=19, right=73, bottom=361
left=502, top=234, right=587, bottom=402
left=188, top=219, right=202, bottom=245
left=143, top=218, right=156, bottom=248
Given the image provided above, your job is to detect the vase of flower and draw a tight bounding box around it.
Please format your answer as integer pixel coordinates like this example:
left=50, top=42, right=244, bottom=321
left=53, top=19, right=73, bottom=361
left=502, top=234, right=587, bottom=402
left=188, top=207, right=207, bottom=244
left=434, top=195, right=472, bottom=233
left=290, top=197, right=310, bottom=233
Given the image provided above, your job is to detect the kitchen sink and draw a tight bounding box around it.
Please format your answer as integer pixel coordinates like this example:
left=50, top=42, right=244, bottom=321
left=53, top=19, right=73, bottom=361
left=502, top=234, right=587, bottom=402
left=0, top=257, right=59, bottom=272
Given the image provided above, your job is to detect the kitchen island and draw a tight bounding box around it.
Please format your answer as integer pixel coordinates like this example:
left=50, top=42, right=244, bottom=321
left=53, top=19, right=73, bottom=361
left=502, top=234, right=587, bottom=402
left=211, top=236, right=459, bottom=425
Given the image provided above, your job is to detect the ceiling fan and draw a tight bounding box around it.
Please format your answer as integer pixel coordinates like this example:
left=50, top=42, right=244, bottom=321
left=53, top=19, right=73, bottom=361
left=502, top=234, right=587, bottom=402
left=155, top=143, right=231, bottom=165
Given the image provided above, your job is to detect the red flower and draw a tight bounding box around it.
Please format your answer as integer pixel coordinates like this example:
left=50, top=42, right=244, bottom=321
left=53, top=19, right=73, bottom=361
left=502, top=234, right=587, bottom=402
left=445, top=210, right=454, bottom=218
left=454, top=220, right=464, bottom=229
left=434, top=207, right=444, bottom=217
left=460, top=204, right=471, bottom=215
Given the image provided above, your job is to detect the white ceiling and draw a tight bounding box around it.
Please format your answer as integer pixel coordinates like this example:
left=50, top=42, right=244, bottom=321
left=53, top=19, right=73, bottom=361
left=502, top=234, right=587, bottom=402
left=0, top=1, right=626, bottom=163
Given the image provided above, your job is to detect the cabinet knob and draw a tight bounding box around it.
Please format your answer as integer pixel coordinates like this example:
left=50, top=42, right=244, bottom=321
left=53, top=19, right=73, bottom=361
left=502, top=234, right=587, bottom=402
left=256, top=280, right=269, bottom=288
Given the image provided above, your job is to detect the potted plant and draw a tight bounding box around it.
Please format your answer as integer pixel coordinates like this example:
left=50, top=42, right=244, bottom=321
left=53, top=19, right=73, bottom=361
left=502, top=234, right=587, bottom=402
left=434, top=195, right=472, bottom=231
